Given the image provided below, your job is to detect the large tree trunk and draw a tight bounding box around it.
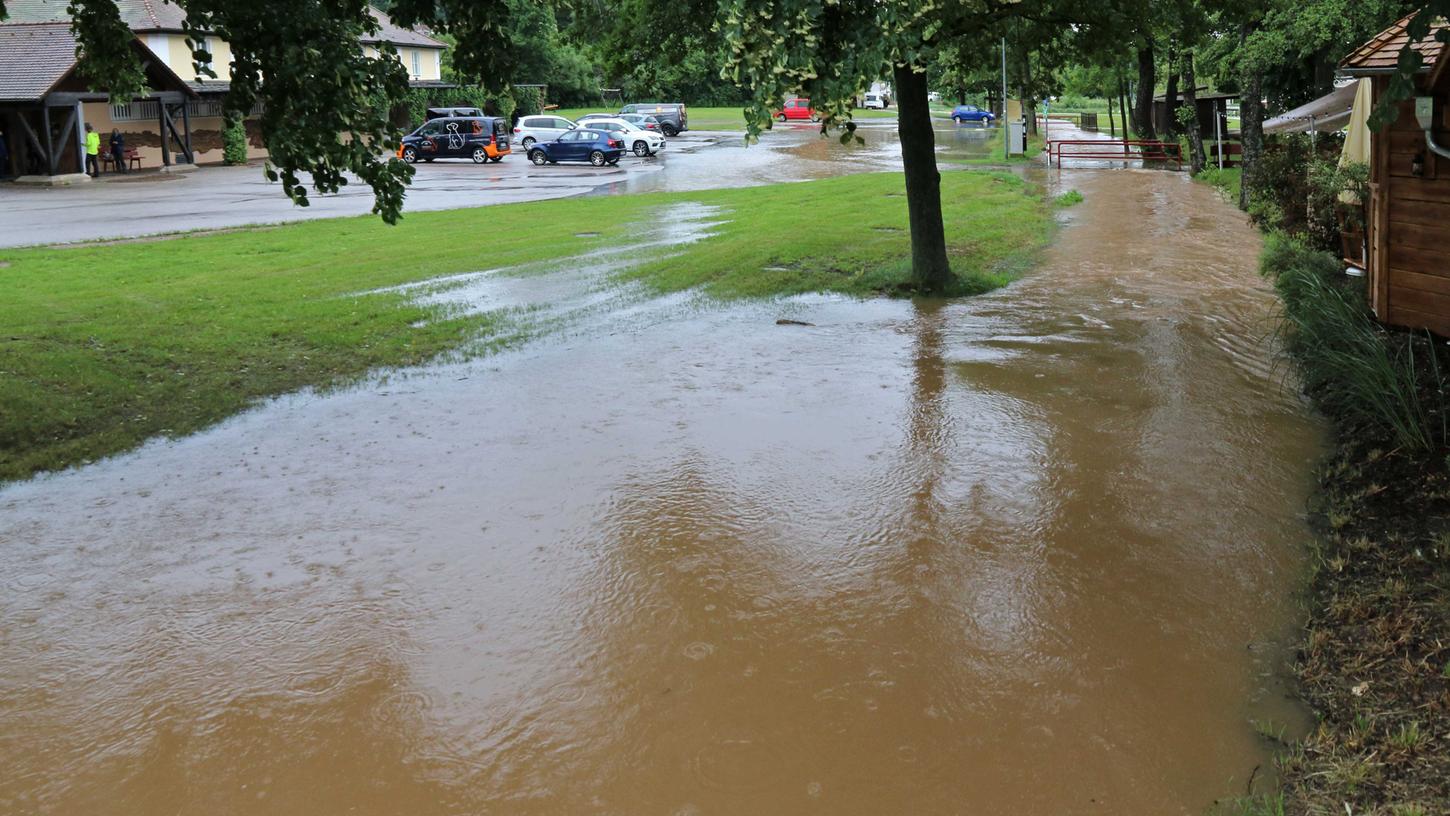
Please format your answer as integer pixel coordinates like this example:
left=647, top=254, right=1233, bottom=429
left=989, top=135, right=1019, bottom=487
left=1162, top=42, right=1179, bottom=139
left=1133, top=44, right=1156, bottom=141
left=893, top=62, right=953, bottom=294
left=1182, top=50, right=1206, bottom=174
left=1118, top=72, right=1129, bottom=139
left=1239, top=71, right=1264, bottom=210
left=1106, top=95, right=1116, bottom=137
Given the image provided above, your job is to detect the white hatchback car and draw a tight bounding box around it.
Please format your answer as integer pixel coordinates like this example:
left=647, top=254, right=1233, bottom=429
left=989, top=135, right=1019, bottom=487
left=513, top=114, right=577, bottom=149
left=577, top=117, right=665, bottom=157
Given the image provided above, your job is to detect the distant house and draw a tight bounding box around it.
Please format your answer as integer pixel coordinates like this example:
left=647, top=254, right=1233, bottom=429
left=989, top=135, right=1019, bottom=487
left=1340, top=12, right=1450, bottom=337
left=0, top=0, right=446, bottom=174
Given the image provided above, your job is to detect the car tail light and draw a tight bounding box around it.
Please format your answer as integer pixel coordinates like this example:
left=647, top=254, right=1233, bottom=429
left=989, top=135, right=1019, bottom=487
left=512, top=127, right=520, bottom=133
left=609, top=139, right=623, bottom=148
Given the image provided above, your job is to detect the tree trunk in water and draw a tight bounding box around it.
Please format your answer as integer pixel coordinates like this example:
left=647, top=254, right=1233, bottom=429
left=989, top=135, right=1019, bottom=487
left=1239, top=68, right=1264, bottom=210
left=1162, top=42, right=1179, bottom=139
left=1133, top=45, right=1156, bottom=141
left=1182, top=51, right=1206, bottom=174
left=893, top=63, right=953, bottom=293
left=1118, top=71, right=1131, bottom=150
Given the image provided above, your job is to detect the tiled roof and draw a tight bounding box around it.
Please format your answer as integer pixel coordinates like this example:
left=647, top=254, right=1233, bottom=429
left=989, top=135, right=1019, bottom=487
left=362, top=7, right=446, bottom=49
left=1341, top=12, right=1446, bottom=73
left=0, top=22, right=78, bottom=102
left=1, top=0, right=185, bottom=29
left=3, top=0, right=442, bottom=47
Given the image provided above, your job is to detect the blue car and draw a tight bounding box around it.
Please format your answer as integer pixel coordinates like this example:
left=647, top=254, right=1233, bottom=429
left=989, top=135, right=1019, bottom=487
left=951, top=104, right=995, bottom=125
left=526, top=128, right=625, bottom=167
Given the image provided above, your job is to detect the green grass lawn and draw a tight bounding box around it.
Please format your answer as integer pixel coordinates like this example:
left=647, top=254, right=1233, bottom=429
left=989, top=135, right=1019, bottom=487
left=547, top=105, right=898, bottom=131
left=1195, top=166, right=1242, bottom=201
left=0, top=170, right=1051, bottom=481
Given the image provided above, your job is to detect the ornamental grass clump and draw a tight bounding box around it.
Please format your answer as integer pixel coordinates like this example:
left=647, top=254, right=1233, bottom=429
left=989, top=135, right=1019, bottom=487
left=1261, top=232, right=1448, bottom=453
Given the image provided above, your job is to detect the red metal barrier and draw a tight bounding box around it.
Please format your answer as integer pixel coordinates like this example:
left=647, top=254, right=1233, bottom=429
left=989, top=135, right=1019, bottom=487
left=1047, top=139, right=1183, bottom=169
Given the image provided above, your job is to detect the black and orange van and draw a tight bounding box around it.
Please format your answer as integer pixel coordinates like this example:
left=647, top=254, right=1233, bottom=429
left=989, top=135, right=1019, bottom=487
left=398, top=116, right=511, bottom=164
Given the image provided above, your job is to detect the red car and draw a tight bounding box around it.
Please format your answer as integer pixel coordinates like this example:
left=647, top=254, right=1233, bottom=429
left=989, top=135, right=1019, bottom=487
left=775, top=98, right=817, bottom=122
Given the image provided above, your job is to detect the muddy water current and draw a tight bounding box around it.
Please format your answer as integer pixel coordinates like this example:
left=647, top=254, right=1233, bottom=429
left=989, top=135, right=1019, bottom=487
left=0, top=156, right=1324, bottom=814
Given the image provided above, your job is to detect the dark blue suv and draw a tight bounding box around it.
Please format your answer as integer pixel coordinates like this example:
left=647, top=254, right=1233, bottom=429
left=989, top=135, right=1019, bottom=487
left=526, top=128, right=625, bottom=166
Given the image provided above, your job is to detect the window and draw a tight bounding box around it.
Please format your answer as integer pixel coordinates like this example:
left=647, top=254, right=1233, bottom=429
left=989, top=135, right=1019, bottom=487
left=196, top=36, right=213, bottom=76
left=553, top=118, right=572, bottom=129
left=410, top=50, right=421, bottom=78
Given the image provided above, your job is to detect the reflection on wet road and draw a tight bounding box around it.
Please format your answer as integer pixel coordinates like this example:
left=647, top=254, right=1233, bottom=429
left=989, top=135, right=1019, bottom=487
left=0, top=147, right=1323, bottom=813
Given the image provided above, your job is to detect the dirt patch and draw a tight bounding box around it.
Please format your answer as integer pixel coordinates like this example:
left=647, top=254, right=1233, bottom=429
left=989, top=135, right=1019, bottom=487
left=1271, top=432, right=1450, bottom=813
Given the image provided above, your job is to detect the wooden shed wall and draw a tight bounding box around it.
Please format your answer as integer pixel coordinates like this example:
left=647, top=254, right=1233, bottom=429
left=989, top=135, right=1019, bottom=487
left=1371, top=74, right=1450, bottom=337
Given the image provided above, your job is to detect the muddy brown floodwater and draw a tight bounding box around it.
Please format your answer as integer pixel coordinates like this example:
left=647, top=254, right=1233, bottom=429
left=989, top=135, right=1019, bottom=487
left=1, top=158, right=1324, bottom=814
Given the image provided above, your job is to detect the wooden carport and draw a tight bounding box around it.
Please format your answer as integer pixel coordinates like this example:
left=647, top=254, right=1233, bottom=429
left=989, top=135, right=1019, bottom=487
left=0, top=22, right=197, bottom=179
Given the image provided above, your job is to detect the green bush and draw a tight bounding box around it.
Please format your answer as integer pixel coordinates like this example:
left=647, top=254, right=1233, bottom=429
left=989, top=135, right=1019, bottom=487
left=1261, top=232, right=1448, bottom=452
left=222, top=115, right=248, bottom=165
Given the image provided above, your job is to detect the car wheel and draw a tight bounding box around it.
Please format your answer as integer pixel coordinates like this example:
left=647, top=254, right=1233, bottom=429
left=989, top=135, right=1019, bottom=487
left=530, top=150, right=548, bottom=166
left=401, top=146, right=418, bottom=163
left=633, top=141, right=648, bottom=157
left=521, top=136, right=536, bottom=148
left=472, top=148, right=487, bottom=163
left=775, top=114, right=787, bottom=123
left=589, top=150, right=606, bottom=167
left=662, top=124, right=678, bottom=137
left=952, top=116, right=961, bottom=124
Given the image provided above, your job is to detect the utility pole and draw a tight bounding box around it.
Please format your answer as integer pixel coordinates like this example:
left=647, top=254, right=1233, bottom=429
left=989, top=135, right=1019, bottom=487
left=1001, top=37, right=1009, bottom=160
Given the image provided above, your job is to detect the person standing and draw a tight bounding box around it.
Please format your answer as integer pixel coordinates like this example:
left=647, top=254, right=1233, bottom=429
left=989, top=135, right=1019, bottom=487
left=109, top=128, right=126, bottom=174
left=84, top=123, right=100, bottom=177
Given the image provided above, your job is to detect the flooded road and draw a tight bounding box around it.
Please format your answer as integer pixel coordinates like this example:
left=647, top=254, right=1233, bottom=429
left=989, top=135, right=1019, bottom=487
left=0, top=159, right=1324, bottom=813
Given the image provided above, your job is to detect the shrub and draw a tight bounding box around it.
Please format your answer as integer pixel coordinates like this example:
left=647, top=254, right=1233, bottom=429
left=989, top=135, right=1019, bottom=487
left=1261, top=232, right=1448, bottom=452
left=222, top=115, right=248, bottom=165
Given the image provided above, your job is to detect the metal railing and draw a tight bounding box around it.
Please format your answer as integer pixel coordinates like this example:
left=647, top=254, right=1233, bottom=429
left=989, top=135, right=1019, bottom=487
left=1048, top=139, right=1183, bottom=169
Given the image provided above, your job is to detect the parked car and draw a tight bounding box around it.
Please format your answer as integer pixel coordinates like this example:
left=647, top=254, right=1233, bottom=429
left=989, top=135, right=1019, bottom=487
left=618, top=103, right=688, bottom=136
left=399, top=116, right=511, bottom=163
left=513, top=114, right=578, bottom=148
left=576, top=117, right=664, bottom=157
left=775, top=97, right=817, bottom=122
left=618, top=113, right=662, bottom=132
left=527, top=128, right=625, bottom=166
left=863, top=92, right=887, bottom=109
left=951, top=104, right=995, bottom=125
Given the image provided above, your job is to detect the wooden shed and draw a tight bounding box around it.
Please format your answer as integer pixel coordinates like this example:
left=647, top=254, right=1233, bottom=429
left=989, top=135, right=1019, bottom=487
left=1342, top=13, right=1450, bottom=337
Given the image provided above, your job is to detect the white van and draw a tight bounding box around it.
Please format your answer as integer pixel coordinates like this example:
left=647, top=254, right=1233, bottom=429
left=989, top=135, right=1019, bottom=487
left=863, top=92, right=886, bottom=110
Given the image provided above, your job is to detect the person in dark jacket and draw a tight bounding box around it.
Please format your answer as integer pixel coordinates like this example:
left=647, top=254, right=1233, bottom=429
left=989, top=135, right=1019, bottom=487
left=109, top=129, right=127, bottom=174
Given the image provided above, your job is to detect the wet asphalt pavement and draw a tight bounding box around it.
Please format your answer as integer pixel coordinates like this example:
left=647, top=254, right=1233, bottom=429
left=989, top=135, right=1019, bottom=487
left=0, top=119, right=948, bottom=248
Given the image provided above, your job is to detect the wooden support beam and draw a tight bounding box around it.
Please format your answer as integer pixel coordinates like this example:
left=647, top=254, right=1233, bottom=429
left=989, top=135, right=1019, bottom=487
left=42, top=105, right=55, bottom=174
left=16, top=110, right=47, bottom=164
left=159, top=102, right=172, bottom=166
left=179, top=100, right=193, bottom=162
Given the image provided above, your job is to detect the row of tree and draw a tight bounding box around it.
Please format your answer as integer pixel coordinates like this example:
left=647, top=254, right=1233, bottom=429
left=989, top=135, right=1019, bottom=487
left=7, top=0, right=1446, bottom=293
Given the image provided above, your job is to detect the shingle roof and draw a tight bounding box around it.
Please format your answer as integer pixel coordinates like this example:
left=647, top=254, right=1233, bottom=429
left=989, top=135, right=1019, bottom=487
left=1341, top=12, right=1447, bottom=74
left=0, top=22, right=79, bottom=102
left=3, top=0, right=442, bottom=47
left=362, top=7, right=446, bottom=49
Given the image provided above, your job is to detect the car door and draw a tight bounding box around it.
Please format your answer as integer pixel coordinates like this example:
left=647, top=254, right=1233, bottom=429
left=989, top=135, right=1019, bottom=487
left=415, top=121, right=443, bottom=157
left=554, top=130, right=583, bottom=161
